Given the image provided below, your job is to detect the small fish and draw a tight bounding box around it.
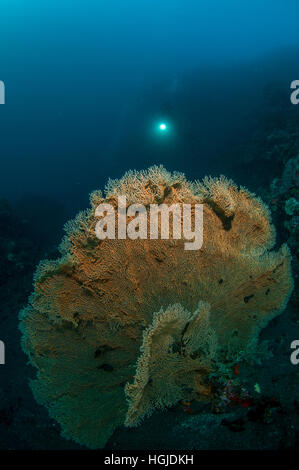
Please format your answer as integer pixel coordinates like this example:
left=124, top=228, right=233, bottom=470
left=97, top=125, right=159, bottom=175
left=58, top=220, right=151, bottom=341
left=254, top=383, right=261, bottom=394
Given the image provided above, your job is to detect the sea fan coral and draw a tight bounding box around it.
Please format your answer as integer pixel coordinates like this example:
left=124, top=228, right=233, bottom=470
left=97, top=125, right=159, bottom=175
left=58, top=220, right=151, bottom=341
left=19, top=165, right=293, bottom=448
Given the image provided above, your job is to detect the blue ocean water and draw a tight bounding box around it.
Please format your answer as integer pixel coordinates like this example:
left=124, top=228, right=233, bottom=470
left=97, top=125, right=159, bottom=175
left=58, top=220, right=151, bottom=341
left=0, top=1, right=298, bottom=209
left=0, top=0, right=298, bottom=451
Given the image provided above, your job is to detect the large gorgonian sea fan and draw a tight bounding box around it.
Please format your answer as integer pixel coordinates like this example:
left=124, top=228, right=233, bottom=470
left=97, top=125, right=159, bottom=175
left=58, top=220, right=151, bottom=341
left=19, top=165, right=293, bottom=448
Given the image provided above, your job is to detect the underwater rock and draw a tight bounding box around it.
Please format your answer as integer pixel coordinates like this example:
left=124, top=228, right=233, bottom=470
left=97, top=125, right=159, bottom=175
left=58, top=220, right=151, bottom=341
left=19, top=166, right=293, bottom=448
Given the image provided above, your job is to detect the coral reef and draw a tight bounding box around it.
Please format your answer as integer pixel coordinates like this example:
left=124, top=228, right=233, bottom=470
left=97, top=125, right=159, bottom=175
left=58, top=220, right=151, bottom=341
left=19, top=166, right=293, bottom=448
left=236, top=83, right=299, bottom=313
left=125, top=302, right=216, bottom=427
